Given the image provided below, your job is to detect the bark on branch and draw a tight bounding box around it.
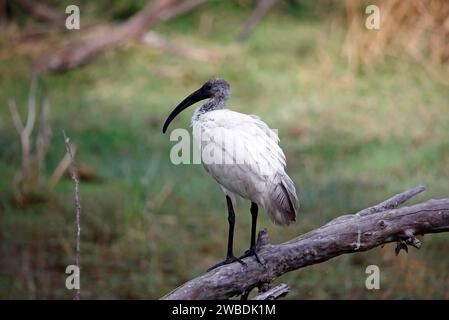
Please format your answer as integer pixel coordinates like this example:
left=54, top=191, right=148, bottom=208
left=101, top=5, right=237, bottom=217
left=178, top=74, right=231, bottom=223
left=162, top=186, right=449, bottom=300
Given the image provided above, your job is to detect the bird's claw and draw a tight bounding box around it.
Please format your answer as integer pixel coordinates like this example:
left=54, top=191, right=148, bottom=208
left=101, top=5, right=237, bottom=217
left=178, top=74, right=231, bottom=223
left=395, top=239, right=409, bottom=256
left=239, top=245, right=264, bottom=265
left=207, top=255, right=246, bottom=272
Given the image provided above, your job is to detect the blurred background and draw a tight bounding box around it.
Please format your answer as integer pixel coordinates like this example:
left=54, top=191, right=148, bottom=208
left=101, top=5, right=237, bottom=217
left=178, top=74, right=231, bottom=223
left=1, top=0, right=449, bottom=299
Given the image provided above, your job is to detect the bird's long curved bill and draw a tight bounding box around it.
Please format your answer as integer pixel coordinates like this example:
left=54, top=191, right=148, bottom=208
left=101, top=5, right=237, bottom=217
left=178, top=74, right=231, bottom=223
left=162, top=88, right=209, bottom=133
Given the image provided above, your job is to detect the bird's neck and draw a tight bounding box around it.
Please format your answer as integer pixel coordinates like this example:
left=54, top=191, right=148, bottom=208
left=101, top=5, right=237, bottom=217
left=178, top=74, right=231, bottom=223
left=195, top=94, right=228, bottom=117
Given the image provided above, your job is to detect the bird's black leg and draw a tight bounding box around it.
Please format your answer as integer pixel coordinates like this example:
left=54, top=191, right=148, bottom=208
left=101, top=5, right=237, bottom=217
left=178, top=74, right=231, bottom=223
left=207, top=196, right=246, bottom=271
left=239, top=202, right=263, bottom=265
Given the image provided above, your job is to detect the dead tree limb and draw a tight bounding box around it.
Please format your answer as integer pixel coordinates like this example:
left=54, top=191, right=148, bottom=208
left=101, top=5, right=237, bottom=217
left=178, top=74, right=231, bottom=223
left=33, top=0, right=207, bottom=73
left=237, top=0, right=278, bottom=42
left=162, top=186, right=449, bottom=300
left=12, top=0, right=66, bottom=27
left=63, top=131, right=81, bottom=300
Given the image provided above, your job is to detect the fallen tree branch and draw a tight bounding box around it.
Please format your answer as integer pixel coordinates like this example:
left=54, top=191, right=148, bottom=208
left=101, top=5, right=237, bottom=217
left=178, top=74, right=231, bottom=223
left=33, top=0, right=207, bottom=73
left=162, top=186, right=449, bottom=300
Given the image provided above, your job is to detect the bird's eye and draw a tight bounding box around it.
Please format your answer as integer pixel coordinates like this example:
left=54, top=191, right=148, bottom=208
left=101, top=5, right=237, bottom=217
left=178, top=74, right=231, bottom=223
left=203, top=83, right=212, bottom=91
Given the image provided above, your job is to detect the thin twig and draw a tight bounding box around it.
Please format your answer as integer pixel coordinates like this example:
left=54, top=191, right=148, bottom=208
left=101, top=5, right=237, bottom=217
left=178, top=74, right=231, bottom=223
left=252, top=284, right=289, bottom=300
left=48, top=144, right=77, bottom=190
left=356, top=185, right=426, bottom=216
left=24, top=73, right=37, bottom=137
left=8, top=98, right=24, bottom=133
left=63, top=131, right=81, bottom=300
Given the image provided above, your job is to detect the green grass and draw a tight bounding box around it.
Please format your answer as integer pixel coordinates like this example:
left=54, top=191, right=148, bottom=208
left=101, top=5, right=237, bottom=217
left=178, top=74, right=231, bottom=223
left=1, top=1, right=449, bottom=299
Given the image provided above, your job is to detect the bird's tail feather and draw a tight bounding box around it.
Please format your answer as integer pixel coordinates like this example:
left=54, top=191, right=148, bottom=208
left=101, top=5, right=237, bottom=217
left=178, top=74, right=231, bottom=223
left=265, top=172, right=299, bottom=226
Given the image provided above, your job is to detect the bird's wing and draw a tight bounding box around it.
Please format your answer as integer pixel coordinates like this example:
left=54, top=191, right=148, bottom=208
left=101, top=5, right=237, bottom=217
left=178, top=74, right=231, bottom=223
left=198, top=110, right=287, bottom=194
left=196, top=109, right=298, bottom=225
left=211, top=110, right=286, bottom=165
left=248, top=114, right=281, bottom=144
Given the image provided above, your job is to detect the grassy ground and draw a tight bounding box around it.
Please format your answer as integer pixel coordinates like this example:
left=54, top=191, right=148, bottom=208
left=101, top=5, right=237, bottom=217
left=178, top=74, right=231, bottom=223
left=1, top=2, right=449, bottom=299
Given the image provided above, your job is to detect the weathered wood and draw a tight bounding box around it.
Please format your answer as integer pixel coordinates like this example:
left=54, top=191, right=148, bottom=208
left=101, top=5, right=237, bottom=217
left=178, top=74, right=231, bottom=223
left=252, top=283, right=289, bottom=300
left=356, top=185, right=426, bottom=216
left=162, top=187, right=449, bottom=300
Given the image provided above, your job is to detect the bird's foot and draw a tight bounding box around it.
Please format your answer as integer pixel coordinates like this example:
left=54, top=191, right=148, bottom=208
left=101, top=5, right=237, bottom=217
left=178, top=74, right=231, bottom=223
left=395, top=239, right=408, bottom=255
left=239, top=244, right=264, bottom=265
left=207, top=255, right=246, bottom=272
left=395, top=234, right=421, bottom=256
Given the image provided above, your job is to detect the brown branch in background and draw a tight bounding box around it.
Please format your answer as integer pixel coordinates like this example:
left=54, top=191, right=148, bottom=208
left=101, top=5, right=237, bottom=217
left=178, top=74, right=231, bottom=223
left=33, top=0, right=208, bottom=73
left=236, top=0, right=278, bottom=42
left=13, top=0, right=66, bottom=27
left=162, top=186, right=449, bottom=300
left=63, top=131, right=81, bottom=300
left=33, top=0, right=173, bottom=73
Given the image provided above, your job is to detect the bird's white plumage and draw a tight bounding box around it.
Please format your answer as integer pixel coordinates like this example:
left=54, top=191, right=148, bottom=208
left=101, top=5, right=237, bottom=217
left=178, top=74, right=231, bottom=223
left=192, top=108, right=298, bottom=225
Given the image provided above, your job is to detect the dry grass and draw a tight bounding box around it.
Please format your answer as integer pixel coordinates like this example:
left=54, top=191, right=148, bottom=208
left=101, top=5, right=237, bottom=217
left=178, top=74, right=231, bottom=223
left=344, top=0, right=449, bottom=77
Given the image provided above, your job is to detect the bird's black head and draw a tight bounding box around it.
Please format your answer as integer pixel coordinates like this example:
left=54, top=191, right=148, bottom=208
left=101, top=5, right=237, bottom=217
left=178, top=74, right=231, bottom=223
left=162, top=78, right=230, bottom=134
left=202, top=78, right=230, bottom=99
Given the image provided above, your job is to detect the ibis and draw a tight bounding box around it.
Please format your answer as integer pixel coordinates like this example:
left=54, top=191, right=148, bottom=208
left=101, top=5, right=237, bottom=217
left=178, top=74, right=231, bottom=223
left=162, top=78, right=299, bottom=270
